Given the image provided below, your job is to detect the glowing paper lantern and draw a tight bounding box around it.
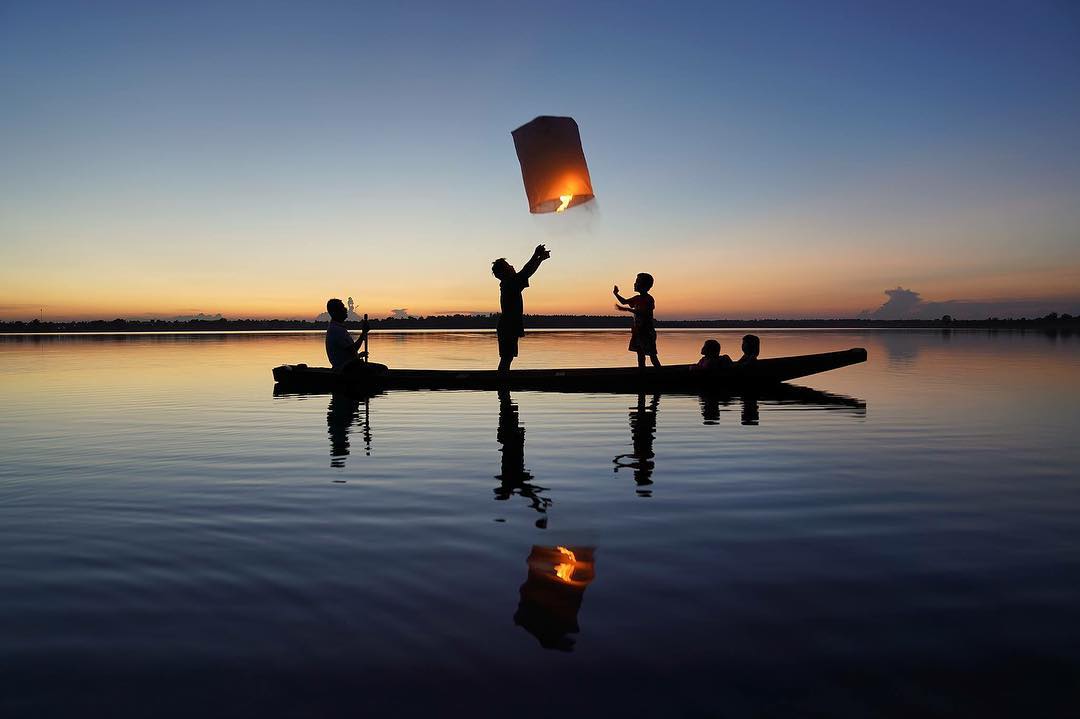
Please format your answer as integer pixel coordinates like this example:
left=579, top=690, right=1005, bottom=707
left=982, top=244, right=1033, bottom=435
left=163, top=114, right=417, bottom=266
left=512, top=116, right=595, bottom=214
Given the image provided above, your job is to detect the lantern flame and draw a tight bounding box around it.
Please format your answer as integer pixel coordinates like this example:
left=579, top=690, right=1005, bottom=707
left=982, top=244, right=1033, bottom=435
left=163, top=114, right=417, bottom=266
left=555, top=194, right=573, bottom=213
left=553, top=546, right=578, bottom=583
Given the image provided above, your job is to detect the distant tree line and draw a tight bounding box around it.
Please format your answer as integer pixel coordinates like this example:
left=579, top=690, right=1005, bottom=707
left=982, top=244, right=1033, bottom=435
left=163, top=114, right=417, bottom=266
left=1, top=312, right=1078, bottom=333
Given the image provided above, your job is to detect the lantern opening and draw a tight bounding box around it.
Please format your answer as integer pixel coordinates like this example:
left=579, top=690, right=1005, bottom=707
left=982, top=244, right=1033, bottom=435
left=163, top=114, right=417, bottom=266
left=553, top=546, right=579, bottom=582
left=555, top=194, right=573, bottom=213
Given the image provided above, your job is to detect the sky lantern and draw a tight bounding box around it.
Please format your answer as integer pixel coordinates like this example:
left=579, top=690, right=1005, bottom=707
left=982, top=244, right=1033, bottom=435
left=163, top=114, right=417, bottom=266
left=512, top=116, right=595, bottom=214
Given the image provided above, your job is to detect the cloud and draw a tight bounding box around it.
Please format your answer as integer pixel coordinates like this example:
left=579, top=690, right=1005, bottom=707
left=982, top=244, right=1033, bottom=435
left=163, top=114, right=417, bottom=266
left=861, top=287, right=1080, bottom=320
left=122, top=312, right=225, bottom=321
left=861, top=286, right=923, bottom=319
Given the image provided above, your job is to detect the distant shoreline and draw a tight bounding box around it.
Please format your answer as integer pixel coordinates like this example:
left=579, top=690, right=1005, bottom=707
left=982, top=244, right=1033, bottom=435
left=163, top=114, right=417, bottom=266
left=2, top=313, right=1077, bottom=334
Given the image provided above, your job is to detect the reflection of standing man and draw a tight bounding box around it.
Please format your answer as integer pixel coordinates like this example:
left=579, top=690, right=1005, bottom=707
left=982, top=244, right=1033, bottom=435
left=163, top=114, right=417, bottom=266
left=613, top=393, right=659, bottom=495
left=495, top=390, right=550, bottom=525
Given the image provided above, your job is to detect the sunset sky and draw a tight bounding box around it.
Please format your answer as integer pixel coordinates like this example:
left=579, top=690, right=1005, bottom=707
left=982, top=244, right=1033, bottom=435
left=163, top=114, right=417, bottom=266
left=2, top=1, right=1079, bottom=321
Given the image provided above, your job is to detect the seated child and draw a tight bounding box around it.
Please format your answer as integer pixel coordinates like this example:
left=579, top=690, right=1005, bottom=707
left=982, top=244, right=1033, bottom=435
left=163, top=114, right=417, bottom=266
left=737, top=334, right=760, bottom=364
left=694, top=339, right=732, bottom=370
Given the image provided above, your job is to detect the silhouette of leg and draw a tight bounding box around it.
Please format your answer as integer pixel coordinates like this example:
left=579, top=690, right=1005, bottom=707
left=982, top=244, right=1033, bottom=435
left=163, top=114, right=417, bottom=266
left=499, top=356, right=513, bottom=373
left=637, top=352, right=646, bottom=369
left=650, top=354, right=662, bottom=367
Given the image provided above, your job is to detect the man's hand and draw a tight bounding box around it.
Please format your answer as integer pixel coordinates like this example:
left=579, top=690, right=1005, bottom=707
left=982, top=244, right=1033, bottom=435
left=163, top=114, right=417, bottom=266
left=613, top=285, right=620, bottom=296
left=534, top=244, right=551, bottom=261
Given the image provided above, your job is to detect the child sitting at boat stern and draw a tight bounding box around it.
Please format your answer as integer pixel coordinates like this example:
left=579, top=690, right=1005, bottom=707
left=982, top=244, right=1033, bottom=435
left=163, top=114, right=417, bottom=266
left=737, top=334, right=761, bottom=364
left=693, top=339, right=733, bottom=371
left=614, top=273, right=661, bottom=368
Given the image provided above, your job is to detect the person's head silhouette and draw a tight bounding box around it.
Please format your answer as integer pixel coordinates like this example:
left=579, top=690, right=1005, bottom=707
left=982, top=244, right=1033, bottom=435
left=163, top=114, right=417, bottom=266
left=327, top=298, right=348, bottom=323
left=741, top=334, right=760, bottom=361
left=491, top=258, right=516, bottom=281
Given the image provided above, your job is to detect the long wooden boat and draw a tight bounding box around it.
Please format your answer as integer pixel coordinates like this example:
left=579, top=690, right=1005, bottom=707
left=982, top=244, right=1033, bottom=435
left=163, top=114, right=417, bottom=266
left=271, top=347, right=867, bottom=393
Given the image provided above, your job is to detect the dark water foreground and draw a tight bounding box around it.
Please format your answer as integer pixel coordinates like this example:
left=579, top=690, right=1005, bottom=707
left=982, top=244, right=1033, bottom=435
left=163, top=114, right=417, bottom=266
left=2, top=330, right=1078, bottom=717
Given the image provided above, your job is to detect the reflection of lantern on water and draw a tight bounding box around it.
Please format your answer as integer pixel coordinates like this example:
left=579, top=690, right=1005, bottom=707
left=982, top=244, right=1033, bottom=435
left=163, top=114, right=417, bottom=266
left=513, top=545, right=596, bottom=651
left=512, top=116, right=595, bottom=214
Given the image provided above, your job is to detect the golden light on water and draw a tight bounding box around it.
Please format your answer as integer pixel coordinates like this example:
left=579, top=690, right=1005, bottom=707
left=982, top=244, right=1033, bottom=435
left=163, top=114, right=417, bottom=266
left=555, top=194, right=573, bottom=213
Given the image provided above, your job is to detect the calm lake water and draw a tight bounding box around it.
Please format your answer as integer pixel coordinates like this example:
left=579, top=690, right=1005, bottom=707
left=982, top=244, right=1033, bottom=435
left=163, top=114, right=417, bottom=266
left=2, top=329, right=1079, bottom=717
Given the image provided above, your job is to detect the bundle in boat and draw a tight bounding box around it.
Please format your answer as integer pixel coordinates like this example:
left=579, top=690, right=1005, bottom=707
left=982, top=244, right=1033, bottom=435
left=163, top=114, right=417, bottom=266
left=512, top=115, right=595, bottom=214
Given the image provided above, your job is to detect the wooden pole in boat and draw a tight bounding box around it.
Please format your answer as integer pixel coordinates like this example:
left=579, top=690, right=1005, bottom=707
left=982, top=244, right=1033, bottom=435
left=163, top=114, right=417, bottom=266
left=362, top=313, right=369, bottom=363
left=363, top=396, right=371, bottom=455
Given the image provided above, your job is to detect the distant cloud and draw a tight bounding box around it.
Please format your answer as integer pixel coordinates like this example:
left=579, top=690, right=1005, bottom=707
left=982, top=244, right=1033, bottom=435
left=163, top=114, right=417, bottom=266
left=862, top=287, right=924, bottom=319
left=861, top=287, right=1080, bottom=320
left=166, top=312, right=223, bottom=322
left=123, top=312, right=225, bottom=321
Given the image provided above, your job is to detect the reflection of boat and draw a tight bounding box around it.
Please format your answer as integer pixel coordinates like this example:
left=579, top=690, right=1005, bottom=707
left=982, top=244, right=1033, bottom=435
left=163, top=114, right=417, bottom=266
left=514, top=546, right=596, bottom=652
left=699, top=384, right=867, bottom=423
left=271, top=348, right=867, bottom=393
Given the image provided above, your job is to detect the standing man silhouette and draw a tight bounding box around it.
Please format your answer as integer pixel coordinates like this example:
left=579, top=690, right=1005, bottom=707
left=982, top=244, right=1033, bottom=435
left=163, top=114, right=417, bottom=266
left=491, top=244, right=551, bottom=373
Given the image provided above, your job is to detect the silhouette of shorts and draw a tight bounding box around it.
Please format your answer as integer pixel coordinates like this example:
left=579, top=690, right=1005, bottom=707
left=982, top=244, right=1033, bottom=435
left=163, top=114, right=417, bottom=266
left=498, top=332, right=520, bottom=358
left=629, top=328, right=657, bottom=355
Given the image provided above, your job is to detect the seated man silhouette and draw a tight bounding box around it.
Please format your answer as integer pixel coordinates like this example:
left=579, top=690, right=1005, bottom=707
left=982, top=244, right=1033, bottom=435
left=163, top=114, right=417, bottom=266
left=737, top=334, right=760, bottom=364
left=325, top=298, right=370, bottom=371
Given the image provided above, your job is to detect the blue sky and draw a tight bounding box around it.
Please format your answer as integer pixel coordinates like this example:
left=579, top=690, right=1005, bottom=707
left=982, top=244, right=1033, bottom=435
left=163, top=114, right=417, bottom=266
left=2, top=0, right=1078, bottom=319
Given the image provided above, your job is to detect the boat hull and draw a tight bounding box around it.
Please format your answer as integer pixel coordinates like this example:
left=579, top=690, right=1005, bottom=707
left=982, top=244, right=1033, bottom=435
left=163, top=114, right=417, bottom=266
left=271, top=348, right=867, bottom=394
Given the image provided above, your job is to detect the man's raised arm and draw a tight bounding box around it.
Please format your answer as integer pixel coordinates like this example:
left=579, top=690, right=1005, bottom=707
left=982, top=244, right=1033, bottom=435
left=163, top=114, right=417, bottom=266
left=518, top=244, right=551, bottom=280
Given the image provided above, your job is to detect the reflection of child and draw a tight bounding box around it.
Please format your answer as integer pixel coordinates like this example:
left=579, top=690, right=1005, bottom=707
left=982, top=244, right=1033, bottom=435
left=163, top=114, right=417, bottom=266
left=614, top=273, right=660, bottom=368
left=694, top=339, right=732, bottom=371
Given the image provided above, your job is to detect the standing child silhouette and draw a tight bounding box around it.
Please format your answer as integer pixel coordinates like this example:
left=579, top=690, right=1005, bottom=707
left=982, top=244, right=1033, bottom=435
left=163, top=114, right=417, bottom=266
left=614, top=273, right=661, bottom=368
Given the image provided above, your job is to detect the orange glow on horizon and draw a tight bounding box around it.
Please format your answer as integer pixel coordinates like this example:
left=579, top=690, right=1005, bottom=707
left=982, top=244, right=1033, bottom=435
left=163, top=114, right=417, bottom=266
left=2, top=251, right=1078, bottom=322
